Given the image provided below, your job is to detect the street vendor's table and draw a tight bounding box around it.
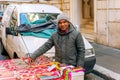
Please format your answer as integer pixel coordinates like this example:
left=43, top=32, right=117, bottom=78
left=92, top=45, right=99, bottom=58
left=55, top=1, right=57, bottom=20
left=0, top=55, right=84, bottom=80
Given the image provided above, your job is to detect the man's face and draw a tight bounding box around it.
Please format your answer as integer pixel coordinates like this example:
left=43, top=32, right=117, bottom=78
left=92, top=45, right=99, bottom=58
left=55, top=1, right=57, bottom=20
left=58, top=19, right=69, bottom=31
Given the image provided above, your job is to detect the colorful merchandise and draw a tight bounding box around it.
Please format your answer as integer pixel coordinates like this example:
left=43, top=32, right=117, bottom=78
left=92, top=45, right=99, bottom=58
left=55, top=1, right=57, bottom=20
left=0, top=55, right=84, bottom=80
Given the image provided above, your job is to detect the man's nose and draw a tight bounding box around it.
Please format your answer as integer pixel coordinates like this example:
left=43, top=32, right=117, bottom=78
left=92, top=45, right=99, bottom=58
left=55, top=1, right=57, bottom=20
left=61, top=22, right=65, bottom=26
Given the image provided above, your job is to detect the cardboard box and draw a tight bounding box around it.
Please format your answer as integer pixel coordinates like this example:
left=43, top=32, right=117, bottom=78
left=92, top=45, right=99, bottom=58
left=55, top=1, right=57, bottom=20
left=61, top=66, right=84, bottom=80
left=70, top=71, right=84, bottom=80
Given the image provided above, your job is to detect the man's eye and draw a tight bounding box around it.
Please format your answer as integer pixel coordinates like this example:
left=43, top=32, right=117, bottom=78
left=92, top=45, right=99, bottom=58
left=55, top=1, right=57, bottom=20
left=58, top=22, right=62, bottom=24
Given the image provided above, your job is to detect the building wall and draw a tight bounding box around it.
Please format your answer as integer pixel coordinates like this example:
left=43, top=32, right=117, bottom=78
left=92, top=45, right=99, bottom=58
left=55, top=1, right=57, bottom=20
left=39, top=0, right=70, bottom=17
left=95, top=0, right=120, bottom=49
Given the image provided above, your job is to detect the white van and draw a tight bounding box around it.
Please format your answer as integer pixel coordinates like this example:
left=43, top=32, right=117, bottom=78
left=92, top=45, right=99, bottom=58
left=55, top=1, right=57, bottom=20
left=0, top=4, right=96, bottom=74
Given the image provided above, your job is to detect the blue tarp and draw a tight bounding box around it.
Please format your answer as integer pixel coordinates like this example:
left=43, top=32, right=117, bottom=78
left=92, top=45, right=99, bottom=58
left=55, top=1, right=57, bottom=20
left=21, top=29, right=56, bottom=38
left=17, top=18, right=57, bottom=38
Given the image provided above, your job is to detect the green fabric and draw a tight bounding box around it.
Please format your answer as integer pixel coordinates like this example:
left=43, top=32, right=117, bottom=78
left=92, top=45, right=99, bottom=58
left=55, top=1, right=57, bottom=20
left=21, top=29, right=56, bottom=38
left=21, top=19, right=47, bottom=27
left=30, top=18, right=47, bottom=25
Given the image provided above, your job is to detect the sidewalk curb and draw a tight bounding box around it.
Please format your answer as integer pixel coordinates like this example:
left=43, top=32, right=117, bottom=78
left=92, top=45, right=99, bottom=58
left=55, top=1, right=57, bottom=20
left=93, top=64, right=120, bottom=80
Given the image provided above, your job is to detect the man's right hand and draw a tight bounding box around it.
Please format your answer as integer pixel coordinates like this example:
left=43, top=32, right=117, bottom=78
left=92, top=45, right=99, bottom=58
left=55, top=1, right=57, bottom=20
left=22, top=53, right=34, bottom=65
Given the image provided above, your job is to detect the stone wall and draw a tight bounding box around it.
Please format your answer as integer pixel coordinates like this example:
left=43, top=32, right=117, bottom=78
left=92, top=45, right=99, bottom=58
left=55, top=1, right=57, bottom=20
left=39, top=0, right=70, bottom=17
left=95, top=0, right=120, bottom=49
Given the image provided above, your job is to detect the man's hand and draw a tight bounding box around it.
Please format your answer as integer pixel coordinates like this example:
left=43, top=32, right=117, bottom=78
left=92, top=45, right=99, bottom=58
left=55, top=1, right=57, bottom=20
left=22, top=53, right=34, bottom=65
left=22, top=57, right=34, bottom=65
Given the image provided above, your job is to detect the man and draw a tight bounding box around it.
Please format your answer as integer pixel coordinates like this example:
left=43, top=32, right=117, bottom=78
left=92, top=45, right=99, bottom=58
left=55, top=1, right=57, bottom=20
left=25, top=13, right=85, bottom=67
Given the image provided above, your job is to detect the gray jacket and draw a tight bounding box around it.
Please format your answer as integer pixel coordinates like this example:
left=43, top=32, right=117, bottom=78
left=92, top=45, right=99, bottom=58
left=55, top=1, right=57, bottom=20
left=30, top=23, right=85, bottom=67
